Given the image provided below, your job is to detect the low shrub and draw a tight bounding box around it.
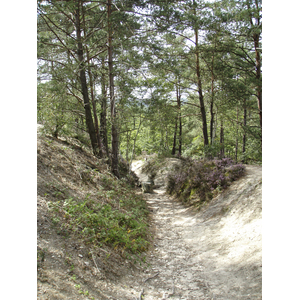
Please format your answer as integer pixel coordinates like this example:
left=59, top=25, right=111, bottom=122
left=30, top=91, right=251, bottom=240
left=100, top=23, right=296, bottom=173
left=48, top=179, right=150, bottom=255
left=166, top=157, right=245, bottom=206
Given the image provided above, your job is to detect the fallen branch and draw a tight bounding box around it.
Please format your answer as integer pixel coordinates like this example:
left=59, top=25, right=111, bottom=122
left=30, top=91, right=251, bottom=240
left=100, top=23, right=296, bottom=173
left=138, top=288, right=144, bottom=300
left=144, top=272, right=159, bottom=283
left=91, top=253, right=101, bottom=274
left=98, top=247, right=110, bottom=254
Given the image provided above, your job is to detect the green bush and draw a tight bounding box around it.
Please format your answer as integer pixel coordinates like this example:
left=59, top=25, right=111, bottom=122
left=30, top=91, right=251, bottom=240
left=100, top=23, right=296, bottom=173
left=48, top=181, right=149, bottom=254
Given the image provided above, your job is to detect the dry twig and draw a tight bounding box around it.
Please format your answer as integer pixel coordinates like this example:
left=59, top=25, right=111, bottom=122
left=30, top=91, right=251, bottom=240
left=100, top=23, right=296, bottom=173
left=138, top=288, right=144, bottom=300
left=144, top=271, right=159, bottom=283
left=91, top=253, right=101, bottom=274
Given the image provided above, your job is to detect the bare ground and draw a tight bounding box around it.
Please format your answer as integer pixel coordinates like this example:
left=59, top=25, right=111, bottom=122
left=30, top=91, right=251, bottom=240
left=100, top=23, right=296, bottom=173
left=37, top=130, right=261, bottom=299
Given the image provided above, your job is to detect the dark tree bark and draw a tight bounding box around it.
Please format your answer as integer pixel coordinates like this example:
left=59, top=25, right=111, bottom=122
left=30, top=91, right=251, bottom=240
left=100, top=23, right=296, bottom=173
left=107, top=0, right=119, bottom=177
left=210, top=51, right=215, bottom=145
left=242, top=99, right=247, bottom=162
left=220, top=119, right=224, bottom=158
left=235, top=107, right=239, bottom=162
left=194, top=27, right=209, bottom=146
left=178, top=111, right=182, bottom=156
left=83, top=10, right=104, bottom=157
left=172, top=80, right=182, bottom=156
left=210, top=77, right=215, bottom=144
left=254, top=33, right=262, bottom=129
left=100, top=58, right=109, bottom=156
left=177, top=82, right=182, bottom=156
left=75, top=1, right=99, bottom=156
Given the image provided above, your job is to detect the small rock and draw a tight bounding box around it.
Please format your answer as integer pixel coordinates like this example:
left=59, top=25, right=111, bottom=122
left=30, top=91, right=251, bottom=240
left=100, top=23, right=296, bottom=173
left=84, top=262, right=89, bottom=266
left=79, top=254, right=83, bottom=258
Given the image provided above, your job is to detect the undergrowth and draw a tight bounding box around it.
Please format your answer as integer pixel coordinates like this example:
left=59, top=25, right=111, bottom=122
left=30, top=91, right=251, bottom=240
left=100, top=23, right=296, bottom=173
left=48, top=177, right=149, bottom=256
left=166, top=157, right=245, bottom=206
left=40, top=135, right=150, bottom=260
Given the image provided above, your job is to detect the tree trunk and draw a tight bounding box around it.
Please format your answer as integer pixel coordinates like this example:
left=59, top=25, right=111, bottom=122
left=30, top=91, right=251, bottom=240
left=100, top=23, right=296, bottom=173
left=242, top=99, right=247, bottom=162
left=194, top=27, right=209, bottom=146
left=235, top=107, right=239, bottom=162
left=172, top=80, right=183, bottom=156
left=210, top=77, right=214, bottom=145
left=254, top=33, right=262, bottom=129
left=75, top=2, right=98, bottom=156
left=107, top=0, right=119, bottom=177
left=177, top=81, right=182, bottom=156
left=220, top=119, right=224, bottom=158
left=171, top=118, right=178, bottom=156
left=210, top=46, right=215, bottom=145
left=82, top=10, right=104, bottom=157
left=100, top=57, right=109, bottom=156
left=178, top=111, right=182, bottom=156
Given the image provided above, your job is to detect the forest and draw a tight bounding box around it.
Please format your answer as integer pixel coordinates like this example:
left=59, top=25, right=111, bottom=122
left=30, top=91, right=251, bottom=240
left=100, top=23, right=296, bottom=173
left=37, top=0, right=262, bottom=177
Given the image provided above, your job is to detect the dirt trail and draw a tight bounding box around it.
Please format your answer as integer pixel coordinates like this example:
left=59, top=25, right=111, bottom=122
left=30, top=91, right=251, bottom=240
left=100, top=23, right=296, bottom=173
left=37, top=134, right=261, bottom=300
left=126, top=161, right=262, bottom=300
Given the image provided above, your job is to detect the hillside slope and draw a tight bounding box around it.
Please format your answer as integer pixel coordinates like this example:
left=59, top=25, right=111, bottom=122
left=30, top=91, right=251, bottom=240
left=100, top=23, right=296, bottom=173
left=37, top=133, right=150, bottom=300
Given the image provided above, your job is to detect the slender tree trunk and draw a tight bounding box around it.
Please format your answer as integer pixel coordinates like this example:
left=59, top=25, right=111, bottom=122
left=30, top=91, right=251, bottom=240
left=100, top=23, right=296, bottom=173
left=100, top=58, right=109, bottom=156
left=254, top=33, right=262, bottom=129
left=178, top=111, right=182, bottom=156
left=210, top=26, right=219, bottom=145
left=210, top=74, right=215, bottom=145
left=213, top=107, right=217, bottom=143
left=235, top=107, right=239, bottom=162
left=177, top=81, right=182, bottom=156
left=82, top=11, right=103, bottom=157
left=220, top=119, right=224, bottom=158
left=171, top=118, right=178, bottom=156
left=242, top=99, right=247, bottom=162
left=107, top=0, right=119, bottom=177
left=194, top=27, right=209, bottom=146
left=210, top=55, right=216, bottom=144
left=172, top=79, right=183, bottom=156
left=75, top=2, right=98, bottom=156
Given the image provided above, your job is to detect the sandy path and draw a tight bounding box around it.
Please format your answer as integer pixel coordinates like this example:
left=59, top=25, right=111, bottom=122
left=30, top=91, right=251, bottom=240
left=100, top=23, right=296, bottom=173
left=127, top=161, right=262, bottom=300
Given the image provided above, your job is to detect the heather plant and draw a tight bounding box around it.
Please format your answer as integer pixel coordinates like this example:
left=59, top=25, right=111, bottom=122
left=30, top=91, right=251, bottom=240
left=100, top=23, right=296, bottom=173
left=166, top=157, right=245, bottom=206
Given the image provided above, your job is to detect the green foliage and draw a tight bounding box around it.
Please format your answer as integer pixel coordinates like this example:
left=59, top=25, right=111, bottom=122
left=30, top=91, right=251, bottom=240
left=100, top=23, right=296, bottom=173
left=48, top=179, right=149, bottom=254
left=37, top=81, right=83, bottom=139
left=37, top=0, right=262, bottom=166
